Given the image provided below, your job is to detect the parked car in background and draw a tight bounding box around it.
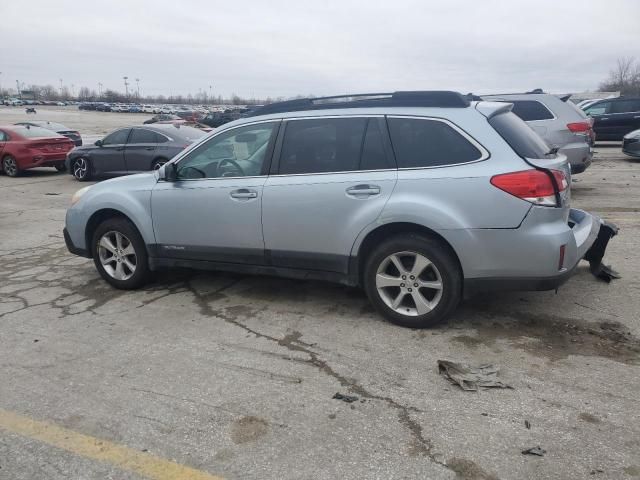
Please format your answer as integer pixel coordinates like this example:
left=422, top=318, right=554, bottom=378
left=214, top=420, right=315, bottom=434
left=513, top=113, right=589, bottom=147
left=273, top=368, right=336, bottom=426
left=200, top=109, right=243, bottom=128
left=0, top=125, right=74, bottom=176
left=583, top=97, right=640, bottom=140
left=65, top=124, right=206, bottom=181
left=63, top=91, right=615, bottom=328
left=143, top=114, right=181, bottom=124
left=623, top=129, right=640, bottom=158
left=142, top=105, right=154, bottom=113
left=56, top=101, right=67, bottom=106
left=482, top=91, right=595, bottom=174
left=14, top=120, right=83, bottom=146
left=96, top=103, right=112, bottom=112
left=128, top=105, right=143, bottom=113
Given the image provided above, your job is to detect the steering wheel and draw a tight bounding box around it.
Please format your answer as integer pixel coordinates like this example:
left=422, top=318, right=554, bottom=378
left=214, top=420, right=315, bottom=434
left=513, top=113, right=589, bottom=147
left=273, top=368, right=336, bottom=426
left=217, top=158, right=245, bottom=177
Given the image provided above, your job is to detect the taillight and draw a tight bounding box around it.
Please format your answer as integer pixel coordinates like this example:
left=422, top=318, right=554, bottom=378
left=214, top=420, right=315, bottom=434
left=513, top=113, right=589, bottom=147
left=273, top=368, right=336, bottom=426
left=490, top=169, right=567, bottom=207
left=567, top=121, right=592, bottom=133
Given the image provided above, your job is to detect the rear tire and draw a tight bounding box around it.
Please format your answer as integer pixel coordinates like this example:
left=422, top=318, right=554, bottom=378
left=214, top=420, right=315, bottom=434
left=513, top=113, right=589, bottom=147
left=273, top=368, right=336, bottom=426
left=92, top=217, right=149, bottom=290
left=2, top=155, right=20, bottom=177
left=72, top=157, right=92, bottom=181
left=363, top=233, right=462, bottom=328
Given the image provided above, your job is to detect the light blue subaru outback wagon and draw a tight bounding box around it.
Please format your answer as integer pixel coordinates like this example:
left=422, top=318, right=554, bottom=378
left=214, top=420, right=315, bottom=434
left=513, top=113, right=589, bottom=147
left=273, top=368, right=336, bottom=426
left=64, top=91, right=616, bottom=327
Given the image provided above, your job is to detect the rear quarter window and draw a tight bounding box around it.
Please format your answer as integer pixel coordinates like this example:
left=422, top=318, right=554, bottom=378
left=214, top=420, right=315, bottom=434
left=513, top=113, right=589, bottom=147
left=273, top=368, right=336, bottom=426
left=387, top=117, right=484, bottom=168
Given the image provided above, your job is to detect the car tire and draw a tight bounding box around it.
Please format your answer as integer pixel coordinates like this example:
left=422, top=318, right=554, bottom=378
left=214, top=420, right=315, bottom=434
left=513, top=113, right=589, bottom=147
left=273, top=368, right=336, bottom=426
left=72, top=157, right=92, bottom=181
left=54, top=163, right=66, bottom=172
left=151, top=158, right=168, bottom=170
left=363, top=233, right=461, bottom=328
left=92, top=217, right=149, bottom=290
left=2, top=155, right=20, bottom=177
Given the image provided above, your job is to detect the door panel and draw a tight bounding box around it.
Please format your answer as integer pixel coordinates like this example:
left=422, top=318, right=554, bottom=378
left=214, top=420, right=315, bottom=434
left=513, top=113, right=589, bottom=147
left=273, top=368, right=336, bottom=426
left=151, top=178, right=267, bottom=263
left=125, top=128, right=160, bottom=171
left=92, top=128, right=130, bottom=174
left=263, top=171, right=396, bottom=272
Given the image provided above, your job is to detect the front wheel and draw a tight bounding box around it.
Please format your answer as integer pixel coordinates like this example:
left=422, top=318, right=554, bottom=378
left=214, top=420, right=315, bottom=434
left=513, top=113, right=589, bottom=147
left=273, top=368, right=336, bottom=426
left=72, top=157, right=91, bottom=181
left=92, top=218, right=149, bottom=289
left=2, top=156, right=20, bottom=177
left=363, top=234, right=461, bottom=328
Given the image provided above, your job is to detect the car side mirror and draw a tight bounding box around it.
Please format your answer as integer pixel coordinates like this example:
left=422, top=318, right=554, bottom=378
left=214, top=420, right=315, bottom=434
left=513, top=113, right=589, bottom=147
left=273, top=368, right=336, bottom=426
left=94, top=139, right=103, bottom=147
left=164, top=162, right=178, bottom=182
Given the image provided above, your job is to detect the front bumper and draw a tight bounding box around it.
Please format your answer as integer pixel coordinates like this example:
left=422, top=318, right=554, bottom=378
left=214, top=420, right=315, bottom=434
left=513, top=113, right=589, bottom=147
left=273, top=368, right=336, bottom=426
left=63, top=227, right=90, bottom=258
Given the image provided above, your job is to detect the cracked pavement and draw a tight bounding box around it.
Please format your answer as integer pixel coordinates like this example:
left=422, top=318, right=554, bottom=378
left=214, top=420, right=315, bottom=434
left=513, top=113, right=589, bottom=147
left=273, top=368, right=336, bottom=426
left=1, top=143, right=639, bottom=479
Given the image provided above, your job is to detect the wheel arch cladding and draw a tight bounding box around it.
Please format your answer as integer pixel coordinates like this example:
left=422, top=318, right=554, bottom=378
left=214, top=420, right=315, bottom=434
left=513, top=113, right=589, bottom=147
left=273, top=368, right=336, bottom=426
left=85, top=207, right=152, bottom=254
left=355, top=222, right=464, bottom=284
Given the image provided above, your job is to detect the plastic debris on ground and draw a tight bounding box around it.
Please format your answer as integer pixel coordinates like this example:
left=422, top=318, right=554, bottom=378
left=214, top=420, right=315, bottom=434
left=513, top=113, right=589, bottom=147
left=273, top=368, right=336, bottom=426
left=437, top=360, right=511, bottom=391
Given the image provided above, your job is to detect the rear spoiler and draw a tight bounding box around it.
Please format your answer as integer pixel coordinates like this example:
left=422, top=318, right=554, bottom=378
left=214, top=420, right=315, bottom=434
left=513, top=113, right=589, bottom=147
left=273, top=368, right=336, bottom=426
left=474, top=101, right=514, bottom=119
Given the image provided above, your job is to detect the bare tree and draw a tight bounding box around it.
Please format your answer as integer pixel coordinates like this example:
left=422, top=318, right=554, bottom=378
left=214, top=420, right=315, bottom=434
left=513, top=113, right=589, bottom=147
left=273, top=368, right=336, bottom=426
left=599, top=57, right=640, bottom=95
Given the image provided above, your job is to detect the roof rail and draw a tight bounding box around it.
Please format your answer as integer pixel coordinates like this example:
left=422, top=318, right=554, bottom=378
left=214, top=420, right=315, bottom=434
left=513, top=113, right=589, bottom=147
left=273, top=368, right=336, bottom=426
left=246, top=91, right=470, bottom=117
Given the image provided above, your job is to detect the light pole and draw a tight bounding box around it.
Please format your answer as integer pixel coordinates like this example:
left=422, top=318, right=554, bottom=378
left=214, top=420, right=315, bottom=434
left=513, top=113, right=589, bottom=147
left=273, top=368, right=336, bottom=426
left=209, top=84, right=212, bottom=105
left=71, top=84, right=75, bottom=99
left=123, top=76, right=129, bottom=98
left=135, top=78, right=140, bottom=99
left=16, top=80, right=22, bottom=99
left=98, top=82, right=103, bottom=99
left=0, top=71, right=3, bottom=99
left=59, top=78, right=63, bottom=97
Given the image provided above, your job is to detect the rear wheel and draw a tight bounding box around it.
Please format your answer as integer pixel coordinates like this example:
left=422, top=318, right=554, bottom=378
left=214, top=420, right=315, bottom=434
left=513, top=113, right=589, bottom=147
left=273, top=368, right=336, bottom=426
left=92, top=217, right=149, bottom=289
left=364, top=234, right=461, bottom=328
left=72, top=157, right=91, bottom=181
left=2, top=156, right=20, bottom=177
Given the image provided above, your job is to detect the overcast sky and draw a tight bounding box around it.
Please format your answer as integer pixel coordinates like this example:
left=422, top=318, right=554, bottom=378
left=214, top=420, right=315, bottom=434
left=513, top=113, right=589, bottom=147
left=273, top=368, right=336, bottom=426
left=1, top=0, right=638, bottom=99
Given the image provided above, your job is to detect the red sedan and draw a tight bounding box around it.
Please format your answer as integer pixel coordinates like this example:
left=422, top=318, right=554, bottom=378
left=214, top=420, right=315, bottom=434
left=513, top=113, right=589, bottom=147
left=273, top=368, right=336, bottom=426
left=0, top=125, right=75, bottom=177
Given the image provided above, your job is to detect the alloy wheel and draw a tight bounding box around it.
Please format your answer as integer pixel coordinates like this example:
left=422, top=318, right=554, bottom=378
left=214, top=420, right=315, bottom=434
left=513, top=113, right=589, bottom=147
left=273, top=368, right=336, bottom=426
left=98, top=231, right=137, bottom=281
left=73, top=158, right=88, bottom=179
left=375, top=251, right=443, bottom=316
left=3, top=157, right=17, bottom=176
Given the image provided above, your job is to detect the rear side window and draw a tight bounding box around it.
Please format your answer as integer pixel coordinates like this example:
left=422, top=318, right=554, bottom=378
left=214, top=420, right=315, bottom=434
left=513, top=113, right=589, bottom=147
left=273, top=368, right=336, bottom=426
left=387, top=117, right=483, bottom=168
left=129, top=129, right=159, bottom=144
left=360, top=119, right=392, bottom=170
left=103, top=129, right=130, bottom=145
left=489, top=112, right=550, bottom=159
left=611, top=99, right=640, bottom=114
left=509, top=100, right=554, bottom=121
left=279, top=118, right=366, bottom=174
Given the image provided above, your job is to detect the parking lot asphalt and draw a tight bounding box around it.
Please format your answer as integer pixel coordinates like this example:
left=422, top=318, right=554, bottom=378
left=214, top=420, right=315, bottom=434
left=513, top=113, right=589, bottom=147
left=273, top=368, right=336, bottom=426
left=1, top=123, right=639, bottom=478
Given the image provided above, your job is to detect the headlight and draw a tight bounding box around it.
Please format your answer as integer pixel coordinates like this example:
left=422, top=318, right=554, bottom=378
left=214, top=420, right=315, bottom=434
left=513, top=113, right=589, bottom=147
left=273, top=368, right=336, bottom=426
left=624, top=130, right=640, bottom=140
left=71, top=186, right=91, bottom=206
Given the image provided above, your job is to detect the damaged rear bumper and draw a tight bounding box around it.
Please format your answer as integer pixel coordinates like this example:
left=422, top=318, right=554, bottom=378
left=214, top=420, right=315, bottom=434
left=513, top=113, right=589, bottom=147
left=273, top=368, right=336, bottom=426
left=464, top=208, right=618, bottom=296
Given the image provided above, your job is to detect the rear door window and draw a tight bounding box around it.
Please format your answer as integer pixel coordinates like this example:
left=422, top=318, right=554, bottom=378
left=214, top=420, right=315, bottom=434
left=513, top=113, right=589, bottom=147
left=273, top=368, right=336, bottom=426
left=129, top=128, right=159, bottom=144
left=278, top=118, right=366, bottom=174
left=360, top=119, right=393, bottom=170
left=509, top=100, right=555, bottom=121
left=489, top=112, right=550, bottom=159
left=611, top=99, right=640, bottom=114
left=387, top=117, right=483, bottom=168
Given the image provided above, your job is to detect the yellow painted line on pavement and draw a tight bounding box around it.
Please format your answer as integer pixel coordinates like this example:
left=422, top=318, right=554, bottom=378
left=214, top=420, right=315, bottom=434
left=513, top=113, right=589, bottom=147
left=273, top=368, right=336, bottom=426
left=0, top=408, right=224, bottom=480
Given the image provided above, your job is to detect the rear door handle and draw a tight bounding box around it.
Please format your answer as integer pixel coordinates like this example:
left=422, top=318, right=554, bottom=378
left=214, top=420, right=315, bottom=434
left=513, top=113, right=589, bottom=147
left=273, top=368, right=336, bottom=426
left=230, top=189, right=258, bottom=199
left=346, top=184, right=381, bottom=197
left=145, top=146, right=154, bottom=150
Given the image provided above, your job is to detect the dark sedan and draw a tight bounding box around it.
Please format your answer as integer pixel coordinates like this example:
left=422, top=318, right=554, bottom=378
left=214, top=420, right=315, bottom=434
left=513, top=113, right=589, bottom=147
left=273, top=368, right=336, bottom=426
left=15, top=121, right=83, bottom=146
left=65, top=124, right=206, bottom=181
left=623, top=129, right=640, bottom=158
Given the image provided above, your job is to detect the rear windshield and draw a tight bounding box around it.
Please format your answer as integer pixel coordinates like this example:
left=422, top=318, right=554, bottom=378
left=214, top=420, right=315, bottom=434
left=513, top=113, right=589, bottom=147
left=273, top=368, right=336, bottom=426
left=489, top=112, right=550, bottom=159
left=13, top=126, right=63, bottom=138
left=165, top=126, right=206, bottom=142
left=31, top=121, right=69, bottom=131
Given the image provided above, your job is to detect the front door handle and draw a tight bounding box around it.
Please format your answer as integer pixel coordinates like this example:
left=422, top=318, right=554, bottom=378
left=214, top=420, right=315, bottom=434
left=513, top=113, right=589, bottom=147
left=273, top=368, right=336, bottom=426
left=230, top=189, right=258, bottom=199
left=346, top=184, right=381, bottom=197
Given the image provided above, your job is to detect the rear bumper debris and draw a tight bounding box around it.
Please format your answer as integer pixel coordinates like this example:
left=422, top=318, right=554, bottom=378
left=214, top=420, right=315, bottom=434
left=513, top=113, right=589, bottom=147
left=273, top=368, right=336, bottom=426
left=584, top=220, right=620, bottom=282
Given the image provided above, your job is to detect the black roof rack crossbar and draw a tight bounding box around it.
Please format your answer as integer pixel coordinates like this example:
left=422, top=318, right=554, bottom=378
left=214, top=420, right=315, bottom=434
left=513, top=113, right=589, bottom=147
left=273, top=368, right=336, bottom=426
left=247, top=91, right=470, bottom=117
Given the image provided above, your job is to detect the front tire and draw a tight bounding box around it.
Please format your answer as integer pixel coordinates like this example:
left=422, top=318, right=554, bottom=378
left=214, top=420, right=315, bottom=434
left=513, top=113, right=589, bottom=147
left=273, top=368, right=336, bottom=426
left=72, top=157, right=91, bottom=181
left=2, top=155, right=20, bottom=177
left=92, top=218, right=149, bottom=289
left=363, top=234, right=461, bottom=328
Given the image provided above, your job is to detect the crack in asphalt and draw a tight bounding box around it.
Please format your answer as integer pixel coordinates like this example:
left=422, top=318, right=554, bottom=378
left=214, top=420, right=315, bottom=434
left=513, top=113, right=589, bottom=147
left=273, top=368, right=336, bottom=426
left=184, top=279, right=448, bottom=467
